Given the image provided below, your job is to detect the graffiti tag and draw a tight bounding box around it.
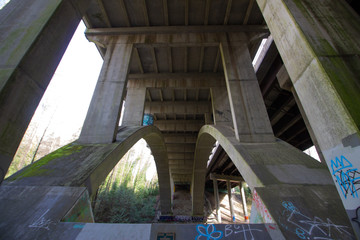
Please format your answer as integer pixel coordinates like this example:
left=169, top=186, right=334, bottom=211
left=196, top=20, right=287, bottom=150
left=196, top=224, right=223, bottom=240
left=281, top=201, right=352, bottom=239
left=28, top=209, right=54, bottom=231
left=225, top=224, right=263, bottom=240
left=252, top=189, right=273, bottom=223
left=331, top=155, right=360, bottom=199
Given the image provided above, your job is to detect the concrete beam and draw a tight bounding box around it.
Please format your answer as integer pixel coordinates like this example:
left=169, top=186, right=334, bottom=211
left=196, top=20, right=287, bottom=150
left=166, top=144, right=195, bottom=153
left=168, top=152, right=194, bottom=160
left=145, top=101, right=211, bottom=115
left=127, top=78, right=225, bottom=89
left=155, top=122, right=204, bottom=132
left=163, top=134, right=197, bottom=144
left=86, top=32, right=267, bottom=49
left=86, top=25, right=269, bottom=36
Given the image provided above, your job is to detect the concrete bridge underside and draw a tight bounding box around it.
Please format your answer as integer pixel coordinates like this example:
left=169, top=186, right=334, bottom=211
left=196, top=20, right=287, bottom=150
left=0, top=0, right=359, bottom=239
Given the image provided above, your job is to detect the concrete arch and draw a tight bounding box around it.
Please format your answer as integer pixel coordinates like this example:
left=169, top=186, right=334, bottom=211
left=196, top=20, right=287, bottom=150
left=191, top=125, right=354, bottom=239
left=192, top=125, right=264, bottom=216
left=6, top=126, right=172, bottom=215
left=114, top=126, right=172, bottom=214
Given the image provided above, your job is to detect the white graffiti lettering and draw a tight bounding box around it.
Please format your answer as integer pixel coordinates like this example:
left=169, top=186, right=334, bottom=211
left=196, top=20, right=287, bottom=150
left=281, top=201, right=352, bottom=239
left=225, top=224, right=263, bottom=240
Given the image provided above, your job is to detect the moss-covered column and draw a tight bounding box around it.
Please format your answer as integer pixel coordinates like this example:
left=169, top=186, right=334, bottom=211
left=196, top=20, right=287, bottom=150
left=0, top=0, right=86, bottom=182
left=78, top=42, right=133, bottom=144
left=256, top=0, right=360, bottom=234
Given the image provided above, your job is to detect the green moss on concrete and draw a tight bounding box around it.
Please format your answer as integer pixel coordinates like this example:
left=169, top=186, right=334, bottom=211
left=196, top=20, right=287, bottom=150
left=324, top=57, right=360, bottom=129
left=7, top=144, right=85, bottom=181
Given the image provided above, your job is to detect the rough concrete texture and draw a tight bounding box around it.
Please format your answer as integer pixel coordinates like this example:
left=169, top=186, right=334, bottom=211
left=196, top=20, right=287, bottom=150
left=122, top=87, right=146, bottom=126
left=211, top=87, right=233, bottom=126
left=0, top=185, right=92, bottom=240
left=220, top=39, right=274, bottom=143
left=192, top=125, right=355, bottom=238
left=255, top=0, right=360, bottom=235
left=54, top=223, right=277, bottom=240
left=0, top=186, right=277, bottom=240
left=0, top=0, right=85, bottom=183
left=79, top=43, right=133, bottom=144
left=5, top=126, right=172, bottom=214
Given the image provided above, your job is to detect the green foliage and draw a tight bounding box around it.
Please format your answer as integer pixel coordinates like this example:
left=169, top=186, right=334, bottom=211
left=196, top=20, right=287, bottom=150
left=93, top=141, right=159, bottom=223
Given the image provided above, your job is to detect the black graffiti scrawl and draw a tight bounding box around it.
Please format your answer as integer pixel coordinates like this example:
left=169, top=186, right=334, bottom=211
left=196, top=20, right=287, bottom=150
left=331, top=155, right=360, bottom=199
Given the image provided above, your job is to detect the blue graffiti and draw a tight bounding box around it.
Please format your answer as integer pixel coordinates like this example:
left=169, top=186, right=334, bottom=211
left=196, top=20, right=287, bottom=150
left=196, top=224, right=223, bottom=240
left=331, top=155, right=360, bottom=199
left=282, top=201, right=298, bottom=212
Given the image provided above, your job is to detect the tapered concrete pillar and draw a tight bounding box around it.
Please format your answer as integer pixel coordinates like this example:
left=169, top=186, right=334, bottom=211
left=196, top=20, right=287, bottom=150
left=122, top=88, right=146, bottom=126
left=79, top=43, right=133, bottom=143
left=220, top=39, right=274, bottom=143
left=212, top=179, right=222, bottom=223
left=211, top=87, right=232, bottom=126
left=0, top=0, right=86, bottom=181
left=277, top=65, right=326, bottom=163
left=257, top=0, right=360, bottom=234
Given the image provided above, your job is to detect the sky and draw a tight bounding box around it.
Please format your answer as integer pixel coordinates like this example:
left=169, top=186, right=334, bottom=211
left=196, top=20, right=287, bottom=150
left=17, top=22, right=103, bottom=148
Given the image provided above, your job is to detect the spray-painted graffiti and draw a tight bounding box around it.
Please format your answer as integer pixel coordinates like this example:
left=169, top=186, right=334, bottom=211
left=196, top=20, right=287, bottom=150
left=252, top=189, right=273, bottom=223
left=195, top=224, right=270, bottom=240
left=224, top=224, right=263, bottom=239
left=196, top=224, right=223, bottom=240
left=281, top=201, right=352, bottom=239
left=330, top=155, right=360, bottom=199
left=28, top=209, right=54, bottom=231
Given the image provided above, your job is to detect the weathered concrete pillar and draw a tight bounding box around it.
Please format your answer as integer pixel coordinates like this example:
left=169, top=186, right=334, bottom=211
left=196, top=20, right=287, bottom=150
left=0, top=0, right=86, bottom=181
left=220, top=39, right=274, bottom=143
left=257, top=0, right=360, bottom=233
left=210, top=87, right=232, bottom=126
left=212, top=179, right=222, bottom=223
left=122, top=88, right=146, bottom=126
left=276, top=65, right=326, bottom=163
left=79, top=43, right=133, bottom=143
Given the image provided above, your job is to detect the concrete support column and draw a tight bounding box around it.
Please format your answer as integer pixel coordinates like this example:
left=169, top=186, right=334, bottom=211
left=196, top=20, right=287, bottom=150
left=122, top=88, right=146, bottom=126
left=0, top=0, right=86, bottom=181
left=276, top=65, right=326, bottom=163
left=239, top=181, right=249, bottom=222
left=212, top=179, right=222, bottom=223
left=211, top=87, right=232, bottom=126
left=220, top=39, right=274, bottom=143
left=226, top=180, right=235, bottom=222
left=257, top=0, right=360, bottom=233
left=79, top=43, right=133, bottom=144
